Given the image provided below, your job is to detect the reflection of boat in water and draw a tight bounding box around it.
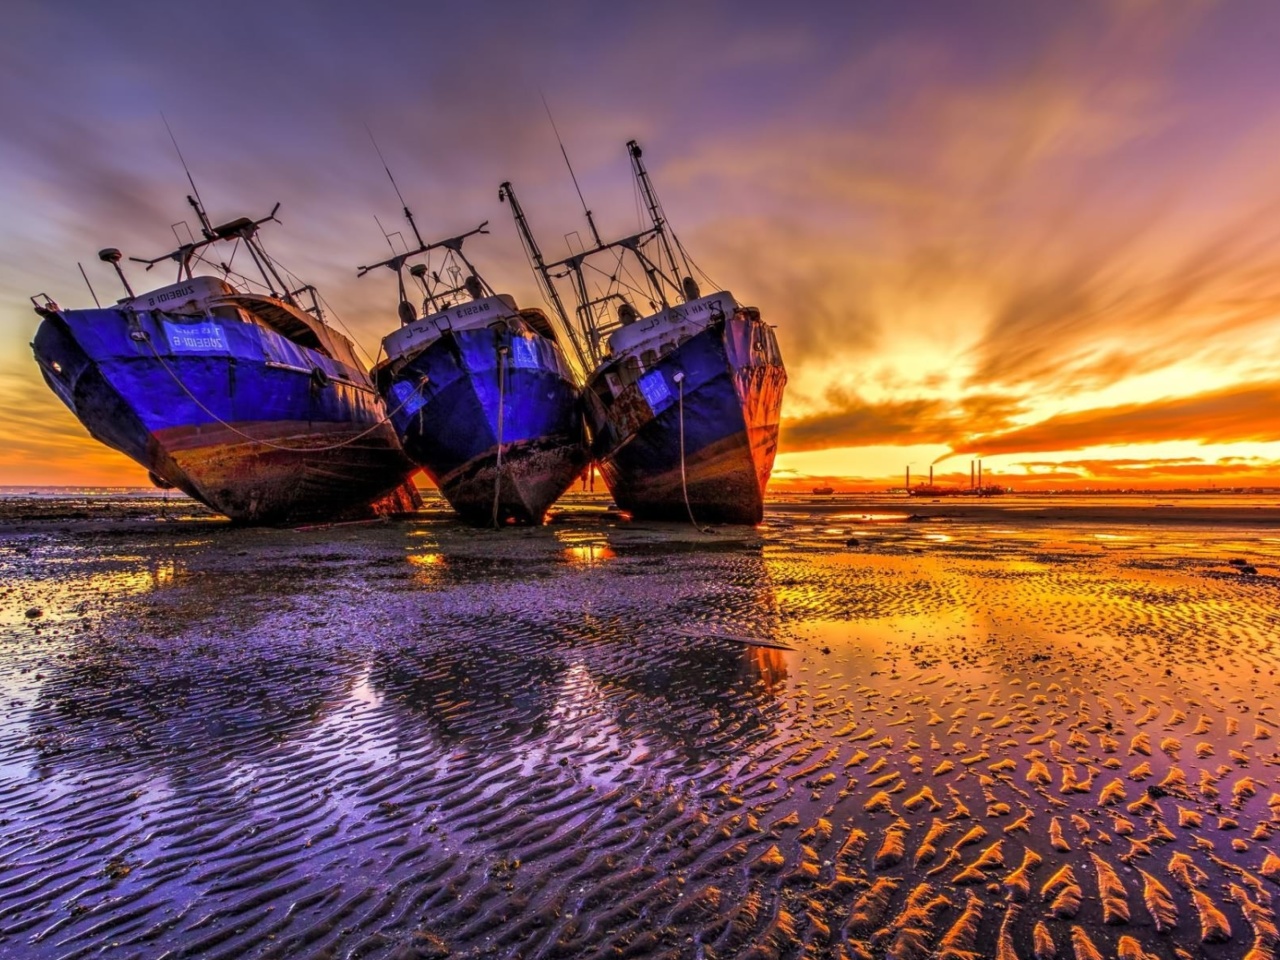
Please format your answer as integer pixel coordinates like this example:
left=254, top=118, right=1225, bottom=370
left=500, top=141, right=786, bottom=525
left=370, top=640, right=567, bottom=744
left=383, top=535, right=788, bottom=752
left=25, top=631, right=353, bottom=779
left=31, top=196, right=418, bottom=524
left=361, top=213, right=587, bottom=526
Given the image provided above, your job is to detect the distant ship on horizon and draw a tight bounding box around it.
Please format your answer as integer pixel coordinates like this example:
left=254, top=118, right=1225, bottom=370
left=501, top=141, right=786, bottom=525
left=904, top=462, right=1005, bottom=498
left=30, top=196, right=419, bottom=524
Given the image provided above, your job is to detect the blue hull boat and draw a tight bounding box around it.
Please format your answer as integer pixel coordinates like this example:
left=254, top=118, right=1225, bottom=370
left=374, top=297, right=587, bottom=525
left=358, top=211, right=588, bottom=526
left=499, top=140, right=788, bottom=526
left=32, top=283, right=418, bottom=524
left=584, top=305, right=785, bottom=525
left=31, top=203, right=420, bottom=524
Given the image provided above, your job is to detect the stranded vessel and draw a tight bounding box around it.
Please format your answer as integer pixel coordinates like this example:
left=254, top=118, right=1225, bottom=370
left=501, top=141, right=786, bottom=524
left=31, top=197, right=419, bottom=524
left=360, top=212, right=587, bottom=526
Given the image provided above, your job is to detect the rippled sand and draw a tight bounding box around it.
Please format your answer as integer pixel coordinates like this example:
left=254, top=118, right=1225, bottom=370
left=1, top=495, right=1278, bottom=959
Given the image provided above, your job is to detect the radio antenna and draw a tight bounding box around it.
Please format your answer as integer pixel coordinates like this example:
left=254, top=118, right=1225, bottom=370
left=540, top=91, right=602, bottom=247
left=161, top=113, right=212, bottom=236
left=365, top=124, right=425, bottom=248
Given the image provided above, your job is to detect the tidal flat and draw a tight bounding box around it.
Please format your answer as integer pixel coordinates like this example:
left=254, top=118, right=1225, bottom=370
left=1, top=493, right=1279, bottom=960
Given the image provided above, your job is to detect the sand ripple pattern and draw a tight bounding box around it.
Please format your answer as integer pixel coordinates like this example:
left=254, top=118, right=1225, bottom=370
left=1, top=498, right=1279, bottom=959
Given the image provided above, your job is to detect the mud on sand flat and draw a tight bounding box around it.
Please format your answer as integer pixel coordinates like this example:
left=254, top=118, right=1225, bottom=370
left=1, top=498, right=1279, bottom=959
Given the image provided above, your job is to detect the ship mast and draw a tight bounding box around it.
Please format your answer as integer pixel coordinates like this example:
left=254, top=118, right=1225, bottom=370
left=498, top=181, right=590, bottom=372
left=501, top=141, right=691, bottom=370
left=129, top=200, right=299, bottom=307
left=627, top=140, right=688, bottom=300
left=359, top=138, right=498, bottom=324
left=356, top=222, right=493, bottom=324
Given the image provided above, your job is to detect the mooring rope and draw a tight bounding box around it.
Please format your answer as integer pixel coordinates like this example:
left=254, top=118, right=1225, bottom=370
left=143, top=332, right=423, bottom=453
left=675, top=373, right=706, bottom=532
left=492, top=345, right=509, bottom=528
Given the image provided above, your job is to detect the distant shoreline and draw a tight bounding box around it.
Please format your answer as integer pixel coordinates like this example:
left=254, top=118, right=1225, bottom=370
left=0, top=488, right=1277, bottom=530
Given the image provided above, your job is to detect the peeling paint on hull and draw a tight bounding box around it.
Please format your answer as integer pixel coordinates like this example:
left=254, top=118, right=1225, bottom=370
left=378, top=326, right=588, bottom=526
left=32, top=308, right=419, bottom=524
left=586, top=316, right=786, bottom=525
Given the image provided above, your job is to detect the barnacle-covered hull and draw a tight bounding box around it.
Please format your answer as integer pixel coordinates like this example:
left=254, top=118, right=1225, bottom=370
left=32, top=307, right=419, bottom=524
left=377, top=326, right=587, bottom=525
left=585, top=315, right=786, bottom=525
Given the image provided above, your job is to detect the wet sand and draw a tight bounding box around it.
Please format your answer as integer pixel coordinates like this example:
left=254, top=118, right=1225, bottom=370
left=2, top=493, right=1279, bottom=959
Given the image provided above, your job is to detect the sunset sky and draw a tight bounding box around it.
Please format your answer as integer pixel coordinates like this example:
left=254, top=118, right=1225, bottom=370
left=4, top=1, right=1280, bottom=491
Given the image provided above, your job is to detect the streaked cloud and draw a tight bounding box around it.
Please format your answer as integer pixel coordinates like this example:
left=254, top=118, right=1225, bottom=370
left=4, top=1, right=1280, bottom=487
left=956, top=381, right=1280, bottom=457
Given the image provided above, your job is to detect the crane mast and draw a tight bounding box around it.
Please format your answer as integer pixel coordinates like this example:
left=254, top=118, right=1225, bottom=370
left=627, top=140, right=686, bottom=300
left=498, top=181, right=591, bottom=372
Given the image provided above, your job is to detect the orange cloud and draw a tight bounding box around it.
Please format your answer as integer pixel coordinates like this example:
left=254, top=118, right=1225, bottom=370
left=957, top=381, right=1280, bottom=456
left=781, top=390, right=1025, bottom=453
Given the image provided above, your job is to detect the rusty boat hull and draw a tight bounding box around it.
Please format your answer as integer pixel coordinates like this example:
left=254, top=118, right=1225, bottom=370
left=33, top=307, right=419, bottom=524
left=376, top=326, right=588, bottom=526
left=584, top=314, right=786, bottom=525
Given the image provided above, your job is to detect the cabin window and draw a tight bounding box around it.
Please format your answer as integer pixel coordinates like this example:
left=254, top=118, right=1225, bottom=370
left=641, top=348, right=658, bottom=367
left=659, top=341, right=675, bottom=356
left=210, top=305, right=243, bottom=323
left=622, top=355, right=641, bottom=384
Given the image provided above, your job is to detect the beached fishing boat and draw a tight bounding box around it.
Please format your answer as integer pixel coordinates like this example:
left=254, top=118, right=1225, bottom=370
left=501, top=141, right=786, bottom=524
left=31, top=198, right=420, bottom=524
left=360, top=220, right=587, bottom=525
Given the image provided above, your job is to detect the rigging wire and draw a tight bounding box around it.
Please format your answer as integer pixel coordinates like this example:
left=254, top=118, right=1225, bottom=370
left=141, top=331, right=422, bottom=453
left=580, top=257, right=647, bottom=303
left=492, top=346, right=508, bottom=527
left=673, top=234, right=718, bottom=291
left=675, top=374, right=709, bottom=534
left=314, top=290, right=377, bottom=369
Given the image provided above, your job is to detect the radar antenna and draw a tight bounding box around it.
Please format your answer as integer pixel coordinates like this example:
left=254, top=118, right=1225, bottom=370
left=98, top=248, right=134, bottom=298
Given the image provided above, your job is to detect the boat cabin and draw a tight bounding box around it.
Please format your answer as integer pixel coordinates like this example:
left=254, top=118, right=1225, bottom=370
left=382, top=294, right=553, bottom=364
left=605, top=291, right=734, bottom=362
left=129, top=276, right=364, bottom=370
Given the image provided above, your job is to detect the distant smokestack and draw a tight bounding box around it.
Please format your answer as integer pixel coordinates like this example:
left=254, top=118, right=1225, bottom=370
left=971, top=461, right=975, bottom=490
left=978, top=460, right=983, bottom=487
left=906, top=466, right=910, bottom=490
left=929, top=465, right=933, bottom=484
